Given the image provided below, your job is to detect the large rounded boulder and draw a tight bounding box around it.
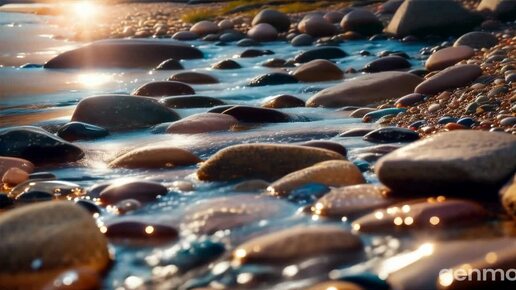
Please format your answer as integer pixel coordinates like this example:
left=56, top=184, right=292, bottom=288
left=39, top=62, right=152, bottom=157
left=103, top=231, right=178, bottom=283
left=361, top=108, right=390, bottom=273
left=252, top=9, right=291, bottom=32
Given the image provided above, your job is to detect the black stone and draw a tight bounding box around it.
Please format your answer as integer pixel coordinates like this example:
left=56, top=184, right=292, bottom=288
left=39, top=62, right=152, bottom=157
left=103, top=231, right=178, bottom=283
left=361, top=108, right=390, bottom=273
left=155, top=58, right=184, bottom=70
left=161, top=95, right=226, bottom=108
left=222, top=106, right=291, bottom=123
left=294, top=47, right=348, bottom=63
left=57, top=122, right=109, bottom=142
left=363, top=127, right=420, bottom=143
left=211, top=59, right=242, bottom=69
left=248, top=73, right=298, bottom=86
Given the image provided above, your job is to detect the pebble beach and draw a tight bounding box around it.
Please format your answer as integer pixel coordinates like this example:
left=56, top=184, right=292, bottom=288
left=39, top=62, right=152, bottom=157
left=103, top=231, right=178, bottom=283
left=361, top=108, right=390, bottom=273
left=0, top=0, right=515, bottom=289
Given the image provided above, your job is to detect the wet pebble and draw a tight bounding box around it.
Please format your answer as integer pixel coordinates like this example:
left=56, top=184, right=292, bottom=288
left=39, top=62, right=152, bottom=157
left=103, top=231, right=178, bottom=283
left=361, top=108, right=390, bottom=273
left=211, top=59, right=242, bottom=69
left=0, top=156, right=34, bottom=177
left=234, top=179, right=269, bottom=192
left=363, top=108, right=407, bottom=123
left=425, top=45, right=474, bottom=71
left=339, top=128, right=373, bottom=137
left=167, top=112, right=238, bottom=134
left=293, top=59, right=343, bottom=82
left=300, top=140, right=347, bottom=157
left=104, top=220, right=178, bottom=243
left=169, top=72, right=219, bottom=84
left=99, top=180, right=168, bottom=205
left=415, top=64, right=483, bottom=95
left=262, top=94, right=305, bottom=108
left=42, top=267, right=101, bottom=290
left=109, top=146, right=200, bottom=169
left=161, top=95, right=225, bottom=108
left=10, top=180, right=84, bottom=199
left=291, top=33, right=314, bottom=46
left=197, top=143, right=344, bottom=181
left=133, top=81, right=195, bottom=97
left=57, top=122, right=109, bottom=142
left=2, top=167, right=29, bottom=186
left=454, top=31, right=498, bottom=49
left=267, top=160, right=365, bottom=196
left=222, top=105, right=291, bottom=123
left=395, top=93, right=426, bottom=107
left=363, top=127, right=419, bottom=143
left=247, top=23, right=278, bottom=42
left=155, top=58, right=183, bottom=70
left=363, top=56, right=411, bottom=73
left=294, top=47, right=348, bottom=63
left=248, top=73, right=298, bottom=86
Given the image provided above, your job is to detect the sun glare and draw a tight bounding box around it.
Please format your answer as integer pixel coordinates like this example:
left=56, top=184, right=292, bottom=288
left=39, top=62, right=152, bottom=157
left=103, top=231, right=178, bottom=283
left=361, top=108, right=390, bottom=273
left=71, top=1, right=99, bottom=20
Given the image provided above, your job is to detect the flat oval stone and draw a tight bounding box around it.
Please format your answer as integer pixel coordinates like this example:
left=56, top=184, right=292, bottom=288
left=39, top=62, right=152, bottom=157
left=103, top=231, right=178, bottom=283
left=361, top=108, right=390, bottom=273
left=0, top=202, right=110, bottom=289
left=294, top=47, right=348, bottom=63
left=99, top=181, right=168, bottom=205
left=425, top=46, right=475, bottom=71
left=363, top=127, right=419, bottom=143
left=352, top=198, right=488, bottom=233
left=57, top=122, right=109, bottom=142
left=161, top=95, right=225, bottom=108
left=211, top=59, right=242, bottom=69
left=44, top=39, right=203, bottom=69
left=293, top=59, right=343, bottom=82
left=71, top=95, right=180, bottom=131
left=349, top=108, right=376, bottom=118
left=298, top=15, right=338, bottom=38
left=109, top=146, right=200, bottom=169
left=267, top=160, right=365, bottom=196
left=313, top=184, right=395, bottom=218
left=172, top=31, right=199, bottom=41
left=0, top=127, right=84, bottom=165
left=104, top=220, right=178, bottom=244
left=0, top=156, right=34, bottom=177
left=234, top=179, right=269, bottom=192
left=395, top=93, right=426, bottom=107
left=155, top=58, right=183, bottom=70
left=454, top=31, right=498, bottom=49
left=222, top=105, right=291, bottom=123
left=197, top=143, right=345, bottom=181
left=133, top=81, right=195, bottom=97
left=9, top=180, right=85, bottom=199
left=262, top=94, right=305, bottom=108
left=375, top=130, right=516, bottom=195
left=232, top=226, right=362, bottom=264
left=300, top=140, right=347, bottom=157
left=166, top=113, right=238, bottom=134
left=363, top=56, right=411, bottom=72
left=339, top=128, right=374, bottom=137
left=362, top=108, right=407, bottom=122
left=182, top=194, right=294, bottom=234
left=15, top=190, right=53, bottom=204
left=248, top=73, right=299, bottom=86
left=169, top=72, right=219, bottom=84
left=240, top=49, right=273, bottom=58
left=415, top=64, right=482, bottom=95
left=307, top=71, right=422, bottom=107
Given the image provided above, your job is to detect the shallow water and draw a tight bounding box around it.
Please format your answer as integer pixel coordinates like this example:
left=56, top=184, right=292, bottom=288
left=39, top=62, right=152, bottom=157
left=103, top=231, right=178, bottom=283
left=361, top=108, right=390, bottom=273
left=1, top=9, right=510, bottom=290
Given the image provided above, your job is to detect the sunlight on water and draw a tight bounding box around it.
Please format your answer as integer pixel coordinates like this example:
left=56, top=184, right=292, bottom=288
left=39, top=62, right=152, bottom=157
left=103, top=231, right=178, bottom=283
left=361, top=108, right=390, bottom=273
left=75, top=73, right=114, bottom=87
left=378, top=242, right=435, bottom=279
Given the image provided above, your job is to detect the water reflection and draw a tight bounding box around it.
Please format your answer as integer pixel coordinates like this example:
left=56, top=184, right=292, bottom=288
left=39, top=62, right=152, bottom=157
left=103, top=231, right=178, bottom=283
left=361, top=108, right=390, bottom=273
left=378, top=242, right=435, bottom=279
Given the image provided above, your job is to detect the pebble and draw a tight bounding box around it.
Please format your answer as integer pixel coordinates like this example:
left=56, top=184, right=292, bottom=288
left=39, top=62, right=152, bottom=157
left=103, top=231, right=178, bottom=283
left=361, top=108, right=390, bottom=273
left=57, top=122, right=109, bottom=142
left=363, top=56, right=411, bottom=73
left=313, top=184, right=395, bottom=218
left=293, top=59, right=343, bottom=82
left=395, top=93, right=426, bottom=107
left=166, top=112, right=238, bottom=134
left=456, top=117, right=476, bottom=127
left=291, top=33, right=314, bottom=47
left=307, top=71, right=422, bottom=107
left=161, top=95, right=225, bottom=108
left=169, top=72, right=219, bottom=84
left=44, top=39, right=203, bottom=69
left=339, top=128, right=374, bottom=137
left=248, top=73, right=298, bottom=86
left=109, top=146, right=200, bottom=169
left=232, top=226, right=362, bottom=264
left=0, top=127, right=84, bottom=165
left=376, top=130, right=516, bottom=195
left=262, top=94, right=305, bottom=108
left=300, top=140, right=347, bottom=157
left=237, top=38, right=260, bottom=47
left=155, top=58, right=183, bottom=70
left=500, top=117, right=516, bottom=126
left=267, top=160, right=365, bottom=196
left=211, top=59, right=242, bottom=69
left=182, top=194, right=294, bottom=234
left=293, top=47, right=348, bottom=63
left=247, top=23, right=278, bottom=42
left=222, top=105, right=291, bottom=123
left=298, top=15, right=337, bottom=37
left=0, top=202, right=109, bottom=289
left=415, top=64, right=483, bottom=95
left=190, top=20, right=219, bottom=36
left=2, top=167, right=29, bottom=186
left=0, top=156, right=34, bottom=177
left=340, top=8, right=383, bottom=36
left=353, top=198, right=487, bottom=233
left=350, top=108, right=376, bottom=118
left=218, top=19, right=233, bottom=30
left=240, top=49, right=274, bottom=58
left=99, top=180, right=168, bottom=205
left=425, top=46, right=475, bottom=71
left=252, top=9, right=290, bottom=32
left=71, top=94, right=180, bottom=131
left=261, top=58, right=290, bottom=67
left=363, top=108, right=407, bottom=123
left=15, top=190, right=53, bottom=204
left=0, top=194, right=13, bottom=209
left=172, top=31, right=199, bottom=41
left=133, top=81, right=195, bottom=97
left=324, top=11, right=345, bottom=23
left=234, top=179, right=269, bottom=192
left=197, top=143, right=344, bottom=181
left=104, top=220, right=178, bottom=244
left=75, top=200, right=101, bottom=215
left=385, top=0, right=481, bottom=37
left=454, top=31, right=498, bottom=49
left=363, top=127, right=420, bottom=143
